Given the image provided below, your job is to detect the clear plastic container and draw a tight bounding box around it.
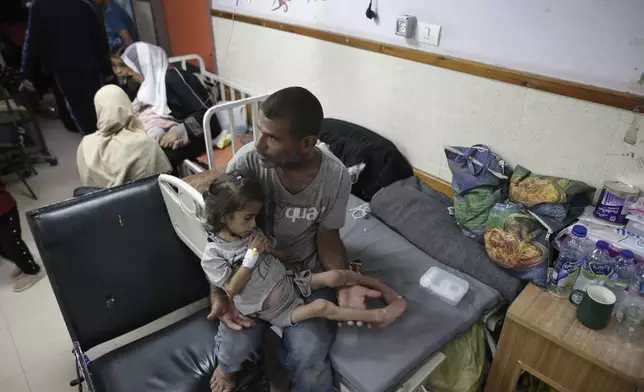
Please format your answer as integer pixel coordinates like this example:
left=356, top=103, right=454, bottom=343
left=420, top=267, right=469, bottom=306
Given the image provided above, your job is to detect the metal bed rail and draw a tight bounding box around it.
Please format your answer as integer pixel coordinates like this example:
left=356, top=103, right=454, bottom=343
left=201, top=94, right=270, bottom=169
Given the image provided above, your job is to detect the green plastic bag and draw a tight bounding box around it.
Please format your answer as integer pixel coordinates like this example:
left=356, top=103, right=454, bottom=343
left=425, top=323, right=487, bottom=392
left=516, top=372, right=560, bottom=392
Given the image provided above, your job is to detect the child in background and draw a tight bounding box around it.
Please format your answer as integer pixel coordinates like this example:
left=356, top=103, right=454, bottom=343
left=201, top=173, right=407, bottom=328
left=0, top=179, right=44, bottom=292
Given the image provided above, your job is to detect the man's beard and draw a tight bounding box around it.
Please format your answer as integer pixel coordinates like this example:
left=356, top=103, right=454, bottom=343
left=258, top=155, right=277, bottom=169
left=258, top=151, right=302, bottom=169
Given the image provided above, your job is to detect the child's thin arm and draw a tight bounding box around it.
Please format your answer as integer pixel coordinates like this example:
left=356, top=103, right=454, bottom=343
left=223, top=248, right=260, bottom=297
left=224, top=266, right=253, bottom=297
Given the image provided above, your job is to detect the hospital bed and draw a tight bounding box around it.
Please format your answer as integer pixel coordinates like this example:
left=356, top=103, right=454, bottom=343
left=159, top=171, right=506, bottom=392
left=165, top=54, right=512, bottom=392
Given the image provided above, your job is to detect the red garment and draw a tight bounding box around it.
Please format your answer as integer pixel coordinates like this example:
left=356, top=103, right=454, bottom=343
left=0, top=22, right=27, bottom=45
left=0, top=179, right=17, bottom=216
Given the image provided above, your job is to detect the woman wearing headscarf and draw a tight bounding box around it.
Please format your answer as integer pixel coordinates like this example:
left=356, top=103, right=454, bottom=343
left=119, top=42, right=221, bottom=167
left=77, top=85, right=171, bottom=188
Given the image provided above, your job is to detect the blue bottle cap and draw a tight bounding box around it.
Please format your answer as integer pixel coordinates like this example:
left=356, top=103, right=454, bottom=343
left=621, top=249, right=634, bottom=259
left=596, top=240, right=609, bottom=249
left=572, top=225, right=587, bottom=237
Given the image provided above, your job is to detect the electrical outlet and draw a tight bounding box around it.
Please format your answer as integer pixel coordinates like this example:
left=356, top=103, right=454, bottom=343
left=396, top=15, right=417, bottom=38
left=416, top=22, right=441, bottom=46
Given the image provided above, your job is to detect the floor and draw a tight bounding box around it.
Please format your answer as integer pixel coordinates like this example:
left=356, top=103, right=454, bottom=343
left=0, top=115, right=239, bottom=392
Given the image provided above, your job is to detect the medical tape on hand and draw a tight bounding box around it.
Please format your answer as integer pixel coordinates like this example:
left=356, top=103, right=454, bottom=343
left=242, top=248, right=259, bottom=269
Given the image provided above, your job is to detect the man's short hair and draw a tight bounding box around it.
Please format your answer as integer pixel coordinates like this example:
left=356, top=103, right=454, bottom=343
left=261, top=87, right=323, bottom=140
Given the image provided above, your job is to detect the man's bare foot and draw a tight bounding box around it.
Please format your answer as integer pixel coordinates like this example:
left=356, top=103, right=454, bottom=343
left=210, top=366, right=236, bottom=392
left=378, top=298, right=407, bottom=327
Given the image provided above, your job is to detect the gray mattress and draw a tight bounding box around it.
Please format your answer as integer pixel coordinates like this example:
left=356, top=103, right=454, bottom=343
left=331, top=196, right=502, bottom=392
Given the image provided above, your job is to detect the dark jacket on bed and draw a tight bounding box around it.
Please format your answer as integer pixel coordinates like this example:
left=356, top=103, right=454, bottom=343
left=166, top=66, right=221, bottom=139
left=319, top=118, right=413, bottom=201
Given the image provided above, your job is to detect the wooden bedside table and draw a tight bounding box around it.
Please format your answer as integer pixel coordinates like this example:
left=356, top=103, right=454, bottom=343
left=485, top=284, right=644, bottom=392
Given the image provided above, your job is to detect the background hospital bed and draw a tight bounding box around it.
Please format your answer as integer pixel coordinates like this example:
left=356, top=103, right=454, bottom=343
left=168, top=54, right=268, bottom=169
left=167, top=54, right=513, bottom=392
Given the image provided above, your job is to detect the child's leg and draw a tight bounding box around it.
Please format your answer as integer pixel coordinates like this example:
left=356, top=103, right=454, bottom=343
left=291, top=299, right=406, bottom=327
left=311, top=270, right=403, bottom=304
left=0, top=208, right=40, bottom=275
left=0, top=208, right=44, bottom=291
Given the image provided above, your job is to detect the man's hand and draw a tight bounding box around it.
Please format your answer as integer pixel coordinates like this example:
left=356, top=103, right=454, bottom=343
left=207, top=291, right=255, bottom=330
left=337, top=285, right=382, bottom=327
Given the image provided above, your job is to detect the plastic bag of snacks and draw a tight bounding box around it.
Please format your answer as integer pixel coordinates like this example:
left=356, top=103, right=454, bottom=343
left=445, top=145, right=509, bottom=242
left=484, top=202, right=553, bottom=287
left=509, top=165, right=594, bottom=221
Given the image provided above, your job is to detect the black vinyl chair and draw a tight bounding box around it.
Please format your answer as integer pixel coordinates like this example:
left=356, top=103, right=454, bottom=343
left=27, top=175, right=267, bottom=392
left=72, top=187, right=104, bottom=197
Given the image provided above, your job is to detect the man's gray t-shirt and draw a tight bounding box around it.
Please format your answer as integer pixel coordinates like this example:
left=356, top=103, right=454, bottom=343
left=227, top=143, right=351, bottom=272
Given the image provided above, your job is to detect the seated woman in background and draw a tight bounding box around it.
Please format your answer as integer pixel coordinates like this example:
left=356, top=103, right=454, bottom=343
left=118, top=42, right=221, bottom=167
left=77, top=85, right=171, bottom=188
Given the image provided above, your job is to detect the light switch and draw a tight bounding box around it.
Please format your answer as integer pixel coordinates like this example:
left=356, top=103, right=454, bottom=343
left=423, top=27, right=431, bottom=41
left=416, top=22, right=441, bottom=46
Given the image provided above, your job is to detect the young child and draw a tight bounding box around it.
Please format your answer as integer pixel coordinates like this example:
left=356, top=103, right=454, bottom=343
left=0, top=179, right=45, bottom=292
left=201, top=173, right=407, bottom=328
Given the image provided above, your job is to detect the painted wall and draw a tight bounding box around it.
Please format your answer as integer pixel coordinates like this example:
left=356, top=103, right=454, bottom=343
left=164, top=0, right=215, bottom=69
left=212, top=17, right=644, bottom=189
left=212, top=0, right=644, bottom=95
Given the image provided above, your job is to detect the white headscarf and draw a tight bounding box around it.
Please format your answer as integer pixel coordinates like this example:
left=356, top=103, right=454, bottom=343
left=77, top=85, right=172, bottom=188
left=122, top=42, right=171, bottom=116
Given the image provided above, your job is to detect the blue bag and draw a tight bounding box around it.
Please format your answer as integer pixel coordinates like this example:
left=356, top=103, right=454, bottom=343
left=445, top=145, right=509, bottom=241
left=445, top=145, right=508, bottom=195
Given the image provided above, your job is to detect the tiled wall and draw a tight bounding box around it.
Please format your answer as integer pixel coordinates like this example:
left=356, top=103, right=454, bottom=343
left=213, top=17, right=644, bottom=189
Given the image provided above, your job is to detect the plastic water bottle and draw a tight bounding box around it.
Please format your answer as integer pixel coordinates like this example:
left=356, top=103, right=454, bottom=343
left=606, top=250, right=636, bottom=309
left=549, top=225, right=588, bottom=298
left=570, top=240, right=611, bottom=305
left=607, top=249, right=635, bottom=311
left=618, top=262, right=644, bottom=318
left=628, top=262, right=644, bottom=300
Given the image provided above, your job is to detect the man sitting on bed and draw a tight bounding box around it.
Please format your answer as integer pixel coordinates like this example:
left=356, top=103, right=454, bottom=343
left=208, top=86, right=381, bottom=392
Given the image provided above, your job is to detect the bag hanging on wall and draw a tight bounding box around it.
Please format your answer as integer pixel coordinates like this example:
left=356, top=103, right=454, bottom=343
left=445, top=144, right=509, bottom=242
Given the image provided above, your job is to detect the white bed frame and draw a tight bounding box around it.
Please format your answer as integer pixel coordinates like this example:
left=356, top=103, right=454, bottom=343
left=165, top=54, right=446, bottom=392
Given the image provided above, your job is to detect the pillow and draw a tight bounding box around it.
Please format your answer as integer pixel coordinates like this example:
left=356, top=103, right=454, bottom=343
left=370, top=176, right=524, bottom=302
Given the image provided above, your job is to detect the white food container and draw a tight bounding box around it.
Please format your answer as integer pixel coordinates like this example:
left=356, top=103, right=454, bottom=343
left=420, top=267, right=469, bottom=306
